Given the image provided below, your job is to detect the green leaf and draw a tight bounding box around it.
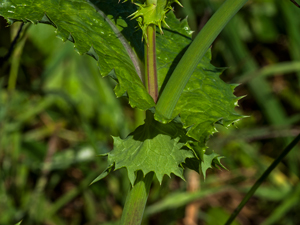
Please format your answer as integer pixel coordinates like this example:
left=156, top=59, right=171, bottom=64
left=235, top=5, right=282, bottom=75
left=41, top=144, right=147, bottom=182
left=0, top=0, right=155, bottom=110
left=0, top=3, right=242, bottom=145
left=200, top=153, right=226, bottom=179
left=90, top=163, right=114, bottom=185
left=98, top=112, right=194, bottom=185
left=184, top=152, right=226, bottom=179
left=154, top=12, right=243, bottom=176
left=155, top=12, right=244, bottom=154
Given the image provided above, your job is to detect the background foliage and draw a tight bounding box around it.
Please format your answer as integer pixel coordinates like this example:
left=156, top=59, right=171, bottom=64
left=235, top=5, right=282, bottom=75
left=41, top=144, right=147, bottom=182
left=0, top=0, right=300, bottom=224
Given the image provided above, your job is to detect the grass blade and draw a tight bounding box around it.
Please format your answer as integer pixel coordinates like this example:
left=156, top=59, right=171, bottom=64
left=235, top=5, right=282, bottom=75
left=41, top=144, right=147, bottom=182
left=225, top=133, right=300, bottom=225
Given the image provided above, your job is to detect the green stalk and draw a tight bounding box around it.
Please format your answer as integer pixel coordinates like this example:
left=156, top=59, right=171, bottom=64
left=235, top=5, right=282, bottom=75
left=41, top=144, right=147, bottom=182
left=155, top=0, right=248, bottom=119
left=120, top=171, right=153, bottom=225
left=120, top=1, right=158, bottom=224
left=225, top=133, right=300, bottom=225
left=145, top=24, right=158, bottom=102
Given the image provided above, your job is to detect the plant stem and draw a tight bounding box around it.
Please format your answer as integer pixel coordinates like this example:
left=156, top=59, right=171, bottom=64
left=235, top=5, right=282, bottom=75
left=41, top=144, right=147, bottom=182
left=120, top=1, right=158, bottom=223
left=225, top=133, right=300, bottom=225
left=155, top=0, right=248, bottom=120
left=145, top=24, right=158, bottom=102
left=120, top=171, right=154, bottom=225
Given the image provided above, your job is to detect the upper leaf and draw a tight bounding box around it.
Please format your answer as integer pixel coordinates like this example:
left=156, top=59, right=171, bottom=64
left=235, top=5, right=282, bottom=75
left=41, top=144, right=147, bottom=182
left=155, top=12, right=243, bottom=154
left=0, top=0, right=155, bottom=110
left=0, top=2, right=242, bottom=146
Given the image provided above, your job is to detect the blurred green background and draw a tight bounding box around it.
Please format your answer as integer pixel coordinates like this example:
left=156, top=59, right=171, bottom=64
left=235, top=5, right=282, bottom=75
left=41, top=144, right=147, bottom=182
left=0, top=0, right=300, bottom=224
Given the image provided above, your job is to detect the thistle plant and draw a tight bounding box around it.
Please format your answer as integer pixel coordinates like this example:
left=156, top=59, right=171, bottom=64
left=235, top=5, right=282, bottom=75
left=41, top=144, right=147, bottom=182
left=0, top=0, right=248, bottom=224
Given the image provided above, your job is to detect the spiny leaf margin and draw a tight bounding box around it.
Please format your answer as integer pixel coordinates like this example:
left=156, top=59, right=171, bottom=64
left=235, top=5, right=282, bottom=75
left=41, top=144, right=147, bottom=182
left=95, top=114, right=195, bottom=186
left=155, top=12, right=244, bottom=157
left=184, top=152, right=227, bottom=179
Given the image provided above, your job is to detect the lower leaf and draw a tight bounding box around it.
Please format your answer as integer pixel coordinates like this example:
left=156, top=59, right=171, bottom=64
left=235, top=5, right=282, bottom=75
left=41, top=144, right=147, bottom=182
left=94, top=112, right=194, bottom=186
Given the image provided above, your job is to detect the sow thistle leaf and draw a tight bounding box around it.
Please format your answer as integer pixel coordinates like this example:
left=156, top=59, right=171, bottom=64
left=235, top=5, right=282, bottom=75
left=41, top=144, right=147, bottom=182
left=154, top=13, right=243, bottom=176
left=155, top=12, right=244, bottom=154
left=95, top=113, right=194, bottom=186
left=91, top=163, right=115, bottom=185
left=0, top=0, right=155, bottom=110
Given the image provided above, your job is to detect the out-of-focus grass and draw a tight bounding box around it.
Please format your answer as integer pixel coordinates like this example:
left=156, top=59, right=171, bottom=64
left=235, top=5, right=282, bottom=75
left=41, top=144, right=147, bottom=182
left=0, top=0, right=300, bottom=224
left=175, top=0, right=300, bottom=224
left=0, top=21, right=132, bottom=224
